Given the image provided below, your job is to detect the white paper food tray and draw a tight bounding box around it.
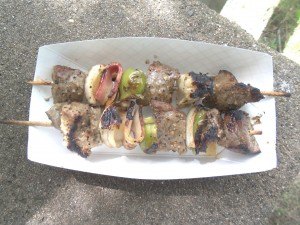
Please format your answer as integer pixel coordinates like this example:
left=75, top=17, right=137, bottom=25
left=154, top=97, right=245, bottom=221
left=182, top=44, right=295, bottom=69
left=28, top=37, right=276, bottom=180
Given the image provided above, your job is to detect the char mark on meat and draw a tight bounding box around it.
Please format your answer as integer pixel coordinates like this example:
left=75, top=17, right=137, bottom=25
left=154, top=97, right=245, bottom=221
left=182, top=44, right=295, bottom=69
left=57, top=102, right=101, bottom=157
left=67, top=115, right=87, bottom=157
left=203, top=70, right=264, bottom=111
left=219, top=110, right=260, bottom=154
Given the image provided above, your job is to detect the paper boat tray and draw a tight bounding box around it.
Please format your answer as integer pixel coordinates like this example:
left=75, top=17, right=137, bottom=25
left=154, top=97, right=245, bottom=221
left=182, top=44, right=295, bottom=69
left=28, top=37, right=276, bottom=180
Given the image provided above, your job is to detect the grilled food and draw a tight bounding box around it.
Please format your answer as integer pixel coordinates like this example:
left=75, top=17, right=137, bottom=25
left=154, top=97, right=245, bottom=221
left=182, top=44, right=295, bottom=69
left=46, top=102, right=102, bottom=157
left=19, top=61, right=285, bottom=158
left=150, top=100, right=187, bottom=155
left=219, top=110, right=261, bottom=154
left=140, top=61, right=180, bottom=105
left=51, top=65, right=87, bottom=103
left=177, top=70, right=264, bottom=111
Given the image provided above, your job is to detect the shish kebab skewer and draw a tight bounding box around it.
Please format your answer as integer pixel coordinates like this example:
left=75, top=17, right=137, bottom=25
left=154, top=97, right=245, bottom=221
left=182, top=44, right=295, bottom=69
left=176, top=70, right=291, bottom=111
left=28, top=63, right=290, bottom=111
left=0, top=101, right=262, bottom=158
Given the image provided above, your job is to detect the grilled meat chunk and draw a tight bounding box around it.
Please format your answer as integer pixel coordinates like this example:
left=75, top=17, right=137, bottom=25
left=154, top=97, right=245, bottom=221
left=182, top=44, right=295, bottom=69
left=51, top=65, right=87, bottom=103
left=213, top=70, right=237, bottom=90
left=177, top=70, right=264, bottom=111
left=144, top=61, right=180, bottom=104
left=219, top=110, right=260, bottom=154
left=46, top=102, right=102, bottom=157
left=46, top=103, right=64, bottom=129
left=203, top=70, right=264, bottom=111
left=151, top=100, right=186, bottom=154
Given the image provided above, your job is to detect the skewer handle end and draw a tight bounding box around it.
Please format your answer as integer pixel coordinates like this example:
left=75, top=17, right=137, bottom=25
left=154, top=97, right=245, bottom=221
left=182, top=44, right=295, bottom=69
left=0, top=120, right=53, bottom=127
left=27, top=80, right=53, bottom=86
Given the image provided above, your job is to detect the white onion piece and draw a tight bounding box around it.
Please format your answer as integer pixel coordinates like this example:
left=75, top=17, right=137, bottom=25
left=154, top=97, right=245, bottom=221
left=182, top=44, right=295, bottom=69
left=186, top=107, right=196, bottom=150
left=85, top=64, right=105, bottom=105
left=99, top=106, right=124, bottom=148
left=123, top=102, right=144, bottom=149
left=177, top=73, right=196, bottom=108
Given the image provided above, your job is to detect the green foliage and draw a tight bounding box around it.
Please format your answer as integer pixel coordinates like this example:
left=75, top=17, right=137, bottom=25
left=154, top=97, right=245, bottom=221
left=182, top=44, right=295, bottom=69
left=260, top=0, right=300, bottom=52
left=269, top=179, right=300, bottom=225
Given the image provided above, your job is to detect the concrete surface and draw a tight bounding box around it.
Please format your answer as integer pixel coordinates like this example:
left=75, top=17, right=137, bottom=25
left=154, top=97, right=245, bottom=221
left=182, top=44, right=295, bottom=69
left=284, top=22, right=300, bottom=64
left=220, top=0, right=280, bottom=40
left=0, top=0, right=299, bottom=224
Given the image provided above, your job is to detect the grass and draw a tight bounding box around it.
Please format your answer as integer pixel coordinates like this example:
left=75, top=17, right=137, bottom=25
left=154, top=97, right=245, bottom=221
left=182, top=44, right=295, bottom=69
left=269, top=177, right=300, bottom=225
left=260, top=0, right=300, bottom=52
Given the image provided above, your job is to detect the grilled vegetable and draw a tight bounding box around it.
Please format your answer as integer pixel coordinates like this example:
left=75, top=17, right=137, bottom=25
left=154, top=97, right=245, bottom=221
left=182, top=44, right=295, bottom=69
left=95, top=62, right=123, bottom=106
left=187, top=107, right=222, bottom=156
left=140, top=117, right=158, bottom=154
left=119, top=68, right=146, bottom=101
left=85, top=64, right=106, bottom=105
left=123, top=101, right=145, bottom=149
left=177, top=72, right=213, bottom=108
left=99, top=105, right=125, bottom=148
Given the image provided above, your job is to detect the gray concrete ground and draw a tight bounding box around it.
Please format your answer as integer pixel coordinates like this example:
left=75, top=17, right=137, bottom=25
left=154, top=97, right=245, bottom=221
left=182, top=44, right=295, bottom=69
left=0, top=1, right=299, bottom=224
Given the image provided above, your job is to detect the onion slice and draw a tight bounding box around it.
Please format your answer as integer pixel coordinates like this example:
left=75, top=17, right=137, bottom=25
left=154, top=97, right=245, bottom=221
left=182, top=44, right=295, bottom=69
left=95, top=62, right=123, bottom=106
left=99, top=105, right=125, bottom=148
left=186, top=107, right=196, bottom=150
left=85, top=64, right=106, bottom=105
left=123, top=101, right=145, bottom=149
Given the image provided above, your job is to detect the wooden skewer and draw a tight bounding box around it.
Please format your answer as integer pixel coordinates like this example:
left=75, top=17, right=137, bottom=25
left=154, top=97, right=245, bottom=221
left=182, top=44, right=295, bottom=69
left=1, top=119, right=262, bottom=136
left=27, top=80, right=53, bottom=86
left=260, top=91, right=291, bottom=97
left=249, top=130, right=262, bottom=135
left=27, top=80, right=291, bottom=97
left=0, top=120, right=52, bottom=127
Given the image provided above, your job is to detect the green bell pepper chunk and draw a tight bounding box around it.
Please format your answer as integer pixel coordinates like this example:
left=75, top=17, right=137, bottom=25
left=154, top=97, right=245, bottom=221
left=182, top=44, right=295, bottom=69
left=191, top=109, right=207, bottom=155
left=193, top=110, right=206, bottom=135
left=119, top=68, right=146, bottom=101
left=140, top=117, right=158, bottom=154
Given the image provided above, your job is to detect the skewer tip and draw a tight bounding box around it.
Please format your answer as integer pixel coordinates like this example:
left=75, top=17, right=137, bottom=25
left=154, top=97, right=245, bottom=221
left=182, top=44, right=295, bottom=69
left=261, top=91, right=291, bottom=97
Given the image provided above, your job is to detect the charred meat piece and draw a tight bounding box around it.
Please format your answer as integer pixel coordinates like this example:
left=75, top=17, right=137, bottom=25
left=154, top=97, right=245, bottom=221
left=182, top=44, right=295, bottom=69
left=51, top=65, right=86, bottom=103
left=151, top=100, right=186, bottom=154
left=145, top=61, right=180, bottom=104
left=212, top=70, right=237, bottom=90
left=203, top=70, right=264, bottom=111
left=219, top=110, right=260, bottom=154
left=46, top=102, right=102, bottom=157
left=176, top=70, right=264, bottom=111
